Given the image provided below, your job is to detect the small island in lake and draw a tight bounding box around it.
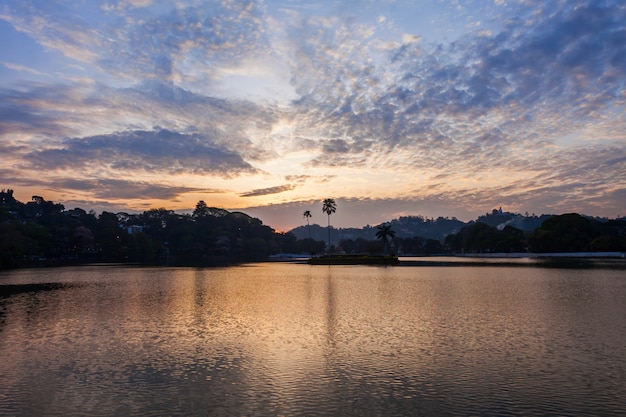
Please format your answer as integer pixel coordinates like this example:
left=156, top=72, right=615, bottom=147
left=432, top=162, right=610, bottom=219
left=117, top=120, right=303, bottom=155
left=308, top=254, right=399, bottom=265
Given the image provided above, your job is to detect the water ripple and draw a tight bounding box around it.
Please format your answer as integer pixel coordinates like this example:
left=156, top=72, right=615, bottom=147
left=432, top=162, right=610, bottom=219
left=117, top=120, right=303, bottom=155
left=0, top=265, right=625, bottom=416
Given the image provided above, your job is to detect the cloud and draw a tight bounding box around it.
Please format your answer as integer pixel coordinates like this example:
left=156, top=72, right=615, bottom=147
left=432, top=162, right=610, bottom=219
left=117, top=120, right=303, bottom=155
left=1, top=0, right=624, bottom=225
left=53, top=178, right=221, bottom=201
left=285, top=0, right=626, bottom=176
left=0, top=85, right=79, bottom=137
left=240, top=184, right=297, bottom=197
left=99, top=1, right=272, bottom=84
left=0, top=168, right=223, bottom=204
left=0, top=79, right=280, bottom=163
left=465, top=2, right=626, bottom=111
left=0, top=168, right=46, bottom=188
left=0, top=2, right=104, bottom=64
left=1, top=61, right=45, bottom=76
left=2, top=0, right=273, bottom=87
left=402, top=34, right=421, bottom=44
left=284, top=175, right=310, bottom=183
left=25, top=129, right=258, bottom=176
left=120, top=0, right=153, bottom=8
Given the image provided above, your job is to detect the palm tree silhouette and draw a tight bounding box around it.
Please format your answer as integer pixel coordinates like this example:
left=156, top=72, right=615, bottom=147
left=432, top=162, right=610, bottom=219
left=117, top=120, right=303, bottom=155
left=303, top=210, right=312, bottom=253
left=322, top=199, right=336, bottom=253
left=376, top=223, right=395, bottom=255
left=303, top=210, right=312, bottom=238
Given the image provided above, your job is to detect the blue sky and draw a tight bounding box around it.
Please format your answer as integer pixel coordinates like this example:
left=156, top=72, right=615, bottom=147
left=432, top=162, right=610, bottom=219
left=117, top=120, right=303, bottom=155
left=0, top=0, right=624, bottom=230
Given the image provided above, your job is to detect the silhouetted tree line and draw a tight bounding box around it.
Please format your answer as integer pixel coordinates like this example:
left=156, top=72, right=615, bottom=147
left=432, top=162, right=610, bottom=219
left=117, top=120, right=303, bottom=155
left=2, top=190, right=624, bottom=269
left=445, top=213, right=626, bottom=254
left=0, top=190, right=326, bottom=269
left=445, top=223, right=527, bottom=254
left=337, top=236, right=444, bottom=256
left=527, top=213, right=626, bottom=253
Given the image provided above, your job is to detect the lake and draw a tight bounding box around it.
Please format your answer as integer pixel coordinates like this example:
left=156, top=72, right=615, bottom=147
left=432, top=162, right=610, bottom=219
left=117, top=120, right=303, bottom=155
left=1, top=262, right=625, bottom=416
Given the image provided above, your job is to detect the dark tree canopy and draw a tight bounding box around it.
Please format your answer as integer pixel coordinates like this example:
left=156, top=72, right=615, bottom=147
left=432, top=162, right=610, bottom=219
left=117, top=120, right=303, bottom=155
left=0, top=190, right=325, bottom=269
left=528, top=213, right=625, bottom=253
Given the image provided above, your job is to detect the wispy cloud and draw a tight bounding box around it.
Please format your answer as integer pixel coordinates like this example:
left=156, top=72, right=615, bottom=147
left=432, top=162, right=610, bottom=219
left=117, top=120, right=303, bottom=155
left=1, top=61, right=45, bottom=75
left=0, top=3, right=104, bottom=64
left=54, top=178, right=221, bottom=201
left=240, top=184, right=297, bottom=197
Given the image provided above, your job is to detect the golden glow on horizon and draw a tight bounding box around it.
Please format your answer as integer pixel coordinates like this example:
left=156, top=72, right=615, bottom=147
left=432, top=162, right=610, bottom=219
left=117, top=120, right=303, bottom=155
left=9, top=161, right=557, bottom=216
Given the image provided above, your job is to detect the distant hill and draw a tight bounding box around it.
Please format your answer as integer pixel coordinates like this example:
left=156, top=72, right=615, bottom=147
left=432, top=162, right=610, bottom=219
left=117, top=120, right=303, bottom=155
left=387, top=216, right=466, bottom=240
left=291, top=215, right=465, bottom=245
left=289, top=224, right=376, bottom=246
left=474, top=208, right=553, bottom=232
left=289, top=210, right=556, bottom=245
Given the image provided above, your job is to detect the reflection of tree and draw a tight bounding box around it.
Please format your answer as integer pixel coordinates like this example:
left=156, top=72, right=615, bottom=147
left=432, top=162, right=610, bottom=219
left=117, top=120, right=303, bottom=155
left=324, top=267, right=337, bottom=353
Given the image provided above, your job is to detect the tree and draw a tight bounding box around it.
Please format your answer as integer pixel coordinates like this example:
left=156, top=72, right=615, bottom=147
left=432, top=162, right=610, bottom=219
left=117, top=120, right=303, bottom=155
left=444, top=222, right=526, bottom=254
left=375, top=223, right=395, bottom=254
left=193, top=200, right=208, bottom=218
left=303, top=210, right=312, bottom=239
left=296, top=238, right=325, bottom=255
left=303, top=210, right=313, bottom=254
left=528, top=213, right=595, bottom=253
left=424, top=239, right=444, bottom=255
left=322, top=198, right=336, bottom=253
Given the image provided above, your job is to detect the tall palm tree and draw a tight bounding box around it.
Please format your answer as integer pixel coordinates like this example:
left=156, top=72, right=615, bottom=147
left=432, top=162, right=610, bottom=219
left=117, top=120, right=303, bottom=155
left=322, top=198, right=336, bottom=253
left=376, top=223, right=395, bottom=255
left=303, top=210, right=312, bottom=239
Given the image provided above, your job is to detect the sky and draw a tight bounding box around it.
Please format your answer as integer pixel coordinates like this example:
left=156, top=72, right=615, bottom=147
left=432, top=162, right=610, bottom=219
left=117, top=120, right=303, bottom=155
left=0, top=0, right=625, bottom=231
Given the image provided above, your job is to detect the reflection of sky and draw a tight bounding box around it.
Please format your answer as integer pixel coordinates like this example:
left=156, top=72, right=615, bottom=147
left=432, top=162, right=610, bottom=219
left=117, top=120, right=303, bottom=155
left=1, top=264, right=626, bottom=415
left=0, top=0, right=625, bottom=230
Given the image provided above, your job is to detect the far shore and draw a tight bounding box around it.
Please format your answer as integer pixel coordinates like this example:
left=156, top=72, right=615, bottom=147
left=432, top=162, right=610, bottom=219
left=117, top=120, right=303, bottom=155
left=270, top=252, right=626, bottom=260
left=2, top=252, right=624, bottom=271
left=267, top=252, right=626, bottom=269
left=452, top=252, right=626, bottom=259
left=397, top=253, right=626, bottom=269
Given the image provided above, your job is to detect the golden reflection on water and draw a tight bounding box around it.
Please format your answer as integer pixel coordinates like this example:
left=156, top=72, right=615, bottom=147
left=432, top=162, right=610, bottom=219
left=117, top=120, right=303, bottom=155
left=0, top=264, right=625, bottom=416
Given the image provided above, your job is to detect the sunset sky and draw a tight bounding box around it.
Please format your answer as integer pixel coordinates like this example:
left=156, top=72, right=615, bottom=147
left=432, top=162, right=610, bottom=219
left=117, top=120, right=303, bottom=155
left=1, top=0, right=625, bottom=231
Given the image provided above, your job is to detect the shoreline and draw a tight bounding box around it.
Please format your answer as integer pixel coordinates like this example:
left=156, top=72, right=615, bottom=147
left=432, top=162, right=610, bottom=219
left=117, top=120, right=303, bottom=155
left=451, top=252, right=625, bottom=259
left=2, top=252, right=625, bottom=271
left=397, top=253, right=626, bottom=269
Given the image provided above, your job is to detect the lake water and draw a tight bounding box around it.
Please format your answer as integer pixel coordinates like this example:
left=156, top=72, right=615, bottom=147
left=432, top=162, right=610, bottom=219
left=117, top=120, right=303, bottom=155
left=1, top=263, right=625, bottom=416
